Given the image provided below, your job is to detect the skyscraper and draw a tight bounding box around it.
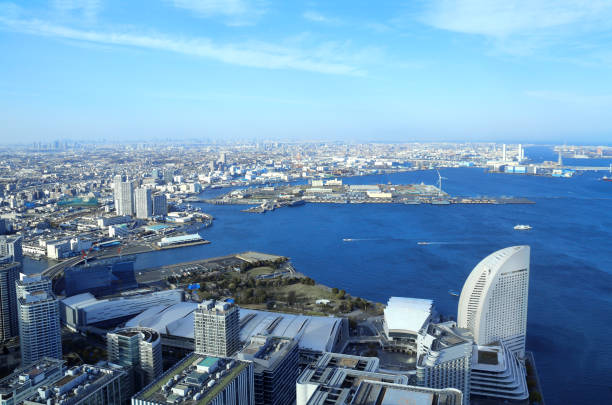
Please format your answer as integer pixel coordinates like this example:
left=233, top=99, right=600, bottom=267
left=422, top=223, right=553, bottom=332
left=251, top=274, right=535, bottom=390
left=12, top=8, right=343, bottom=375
left=134, top=187, right=153, bottom=219
left=152, top=194, right=167, bottom=217
left=17, top=274, right=62, bottom=365
left=114, top=175, right=134, bottom=216
left=107, top=327, right=162, bottom=395
left=0, top=262, right=20, bottom=342
left=194, top=299, right=240, bottom=357
left=0, top=235, right=23, bottom=263
left=457, top=246, right=530, bottom=358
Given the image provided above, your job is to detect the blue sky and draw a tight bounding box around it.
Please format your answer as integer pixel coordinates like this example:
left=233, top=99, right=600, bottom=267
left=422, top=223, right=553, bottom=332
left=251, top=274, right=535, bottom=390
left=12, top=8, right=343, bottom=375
left=1, top=0, right=611, bottom=144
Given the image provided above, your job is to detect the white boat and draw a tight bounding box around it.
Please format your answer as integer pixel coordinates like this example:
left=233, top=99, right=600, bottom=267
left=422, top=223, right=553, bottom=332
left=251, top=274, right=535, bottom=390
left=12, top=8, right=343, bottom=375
left=514, top=224, right=532, bottom=230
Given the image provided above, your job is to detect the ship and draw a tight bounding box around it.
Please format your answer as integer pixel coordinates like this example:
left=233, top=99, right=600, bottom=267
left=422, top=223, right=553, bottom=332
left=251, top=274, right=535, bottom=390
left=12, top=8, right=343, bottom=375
left=514, top=224, right=532, bottom=230
left=417, top=241, right=429, bottom=245
left=601, top=176, right=612, bottom=182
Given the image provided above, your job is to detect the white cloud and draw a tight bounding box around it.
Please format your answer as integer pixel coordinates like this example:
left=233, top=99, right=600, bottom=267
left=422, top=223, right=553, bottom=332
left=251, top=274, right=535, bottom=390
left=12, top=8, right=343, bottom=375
left=51, top=0, right=102, bottom=23
left=170, top=0, right=266, bottom=25
left=421, top=0, right=612, bottom=56
left=303, top=11, right=343, bottom=25
left=422, top=0, right=612, bottom=37
left=0, top=14, right=364, bottom=75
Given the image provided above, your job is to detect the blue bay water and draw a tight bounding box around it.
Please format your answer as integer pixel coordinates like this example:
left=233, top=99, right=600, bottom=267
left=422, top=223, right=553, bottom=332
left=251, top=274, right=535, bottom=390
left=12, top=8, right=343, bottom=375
left=25, top=147, right=612, bottom=403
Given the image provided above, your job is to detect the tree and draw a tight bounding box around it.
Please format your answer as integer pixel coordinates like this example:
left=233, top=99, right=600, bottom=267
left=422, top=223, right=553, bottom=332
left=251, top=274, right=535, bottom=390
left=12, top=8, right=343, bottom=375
left=337, top=289, right=346, bottom=299
left=331, top=287, right=339, bottom=294
left=287, top=290, right=297, bottom=306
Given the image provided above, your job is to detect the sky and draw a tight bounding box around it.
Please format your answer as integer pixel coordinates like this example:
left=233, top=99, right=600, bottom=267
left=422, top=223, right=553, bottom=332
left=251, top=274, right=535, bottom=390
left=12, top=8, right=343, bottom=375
left=1, top=0, right=612, bottom=144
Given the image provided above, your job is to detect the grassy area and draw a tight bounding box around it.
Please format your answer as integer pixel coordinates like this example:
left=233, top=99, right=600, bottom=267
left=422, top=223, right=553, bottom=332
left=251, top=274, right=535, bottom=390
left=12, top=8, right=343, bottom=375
left=199, top=362, right=247, bottom=404
left=247, top=266, right=276, bottom=277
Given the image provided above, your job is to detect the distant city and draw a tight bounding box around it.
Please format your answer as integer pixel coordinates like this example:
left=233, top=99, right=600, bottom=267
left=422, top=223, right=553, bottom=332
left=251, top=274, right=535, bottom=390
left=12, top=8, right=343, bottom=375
left=0, top=141, right=611, bottom=405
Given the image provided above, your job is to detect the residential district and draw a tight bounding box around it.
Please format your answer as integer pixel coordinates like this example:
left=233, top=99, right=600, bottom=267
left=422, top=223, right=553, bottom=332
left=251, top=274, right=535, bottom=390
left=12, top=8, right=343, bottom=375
left=0, top=140, right=592, bottom=405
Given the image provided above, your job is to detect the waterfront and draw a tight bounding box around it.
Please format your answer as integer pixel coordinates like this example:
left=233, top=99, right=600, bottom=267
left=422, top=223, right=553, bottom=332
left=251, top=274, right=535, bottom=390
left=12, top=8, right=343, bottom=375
left=25, top=148, right=612, bottom=403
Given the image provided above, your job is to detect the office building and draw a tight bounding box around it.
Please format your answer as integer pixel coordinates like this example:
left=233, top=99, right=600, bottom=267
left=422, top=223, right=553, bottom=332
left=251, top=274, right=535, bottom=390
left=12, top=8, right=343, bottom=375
left=0, top=235, right=22, bottom=263
left=114, top=175, right=134, bottom=216
left=0, top=357, right=64, bottom=405
left=194, top=299, right=240, bottom=357
left=457, top=246, right=530, bottom=358
left=0, top=219, right=6, bottom=235
left=152, top=194, right=167, bottom=217
left=135, top=188, right=153, bottom=219
left=18, top=276, right=62, bottom=365
left=502, top=144, right=507, bottom=162
left=21, top=363, right=126, bottom=405
left=107, top=327, right=163, bottom=394
left=237, top=335, right=299, bottom=405
left=417, top=322, right=473, bottom=404
left=0, top=262, right=20, bottom=342
left=131, top=354, right=254, bottom=405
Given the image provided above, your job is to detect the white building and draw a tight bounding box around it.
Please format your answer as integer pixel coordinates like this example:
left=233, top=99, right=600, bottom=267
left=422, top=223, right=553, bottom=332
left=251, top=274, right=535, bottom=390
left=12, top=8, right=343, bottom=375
left=384, top=297, right=433, bottom=349
left=135, top=187, right=153, bottom=219
left=60, top=289, right=183, bottom=329
left=416, top=321, right=473, bottom=404
left=17, top=277, right=62, bottom=365
left=194, top=300, right=240, bottom=357
left=457, top=246, right=530, bottom=358
left=114, top=176, right=134, bottom=216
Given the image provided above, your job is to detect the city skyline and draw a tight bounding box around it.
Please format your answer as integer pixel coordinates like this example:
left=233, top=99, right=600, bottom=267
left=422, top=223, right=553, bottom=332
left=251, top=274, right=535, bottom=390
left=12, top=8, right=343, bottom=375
left=1, top=1, right=612, bottom=143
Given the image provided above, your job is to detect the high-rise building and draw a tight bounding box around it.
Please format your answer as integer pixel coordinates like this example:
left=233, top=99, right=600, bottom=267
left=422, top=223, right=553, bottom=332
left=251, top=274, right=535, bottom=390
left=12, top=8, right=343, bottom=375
left=131, top=354, right=254, bottom=405
left=16, top=273, right=52, bottom=299
left=237, top=335, right=299, bottom=405
left=17, top=274, right=62, bottom=365
left=114, top=175, right=134, bottom=216
left=0, top=235, right=22, bottom=263
left=135, top=188, right=153, bottom=219
left=416, top=321, right=473, bottom=404
left=457, top=246, right=530, bottom=358
left=107, top=327, right=163, bottom=394
left=0, top=262, right=20, bottom=342
left=502, top=144, right=507, bottom=162
left=0, top=219, right=7, bottom=235
left=194, top=299, right=240, bottom=357
left=152, top=194, right=167, bottom=217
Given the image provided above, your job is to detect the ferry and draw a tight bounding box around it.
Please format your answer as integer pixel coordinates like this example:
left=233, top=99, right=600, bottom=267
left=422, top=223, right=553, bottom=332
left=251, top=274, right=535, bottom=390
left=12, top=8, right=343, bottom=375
left=514, top=224, right=532, bottom=230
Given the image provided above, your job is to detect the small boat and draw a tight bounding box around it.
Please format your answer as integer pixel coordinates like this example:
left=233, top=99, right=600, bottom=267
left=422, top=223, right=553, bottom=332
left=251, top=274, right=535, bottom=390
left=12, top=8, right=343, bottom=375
left=417, top=241, right=429, bottom=245
left=514, top=224, right=532, bottom=230
left=448, top=290, right=459, bottom=297
left=601, top=176, right=612, bottom=182
left=342, top=238, right=354, bottom=242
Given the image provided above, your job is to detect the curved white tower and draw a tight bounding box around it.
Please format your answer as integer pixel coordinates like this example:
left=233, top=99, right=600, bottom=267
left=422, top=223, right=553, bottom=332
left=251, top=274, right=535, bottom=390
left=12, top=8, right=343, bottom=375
left=458, top=246, right=530, bottom=358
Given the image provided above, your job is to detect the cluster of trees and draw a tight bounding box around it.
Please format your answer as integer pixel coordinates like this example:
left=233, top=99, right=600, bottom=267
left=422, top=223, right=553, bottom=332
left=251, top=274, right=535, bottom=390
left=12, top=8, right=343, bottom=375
left=239, top=256, right=288, bottom=272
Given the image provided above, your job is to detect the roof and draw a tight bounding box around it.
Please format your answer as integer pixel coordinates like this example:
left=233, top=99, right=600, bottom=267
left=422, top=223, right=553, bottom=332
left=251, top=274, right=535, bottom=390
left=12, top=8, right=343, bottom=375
left=126, top=303, right=344, bottom=353
left=384, top=297, right=433, bottom=334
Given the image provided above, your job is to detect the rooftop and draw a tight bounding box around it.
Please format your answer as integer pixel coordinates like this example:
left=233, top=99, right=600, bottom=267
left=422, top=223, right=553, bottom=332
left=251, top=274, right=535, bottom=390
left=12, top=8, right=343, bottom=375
left=237, top=335, right=297, bottom=370
left=384, top=297, right=433, bottom=335
left=21, top=364, right=125, bottom=405
left=0, top=357, right=64, bottom=394
left=133, top=354, right=249, bottom=405
left=351, top=380, right=463, bottom=405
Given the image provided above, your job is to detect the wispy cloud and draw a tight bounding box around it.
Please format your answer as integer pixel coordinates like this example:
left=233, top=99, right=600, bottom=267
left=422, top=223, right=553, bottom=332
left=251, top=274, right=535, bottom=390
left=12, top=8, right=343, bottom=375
left=525, top=90, right=612, bottom=104
left=0, top=14, right=364, bottom=76
left=170, top=0, right=267, bottom=26
left=421, top=0, right=612, bottom=56
left=303, top=11, right=343, bottom=25
left=51, top=0, right=102, bottom=23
